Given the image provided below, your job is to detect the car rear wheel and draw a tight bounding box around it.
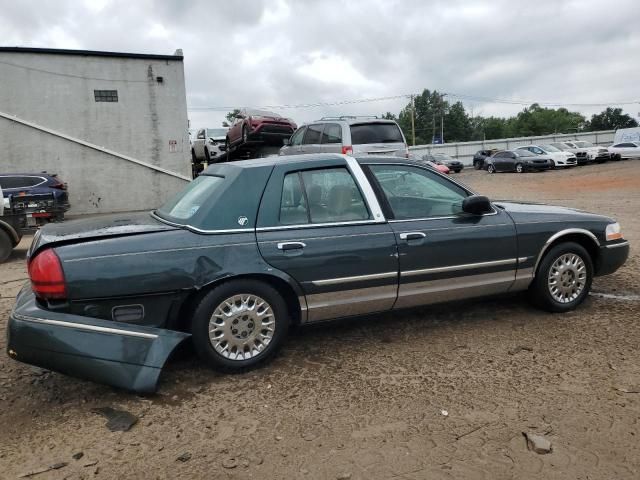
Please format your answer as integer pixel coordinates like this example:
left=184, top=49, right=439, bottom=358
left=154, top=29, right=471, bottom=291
left=515, top=163, right=524, bottom=173
left=487, top=164, right=496, bottom=174
left=528, top=242, right=593, bottom=313
left=0, top=230, right=13, bottom=263
left=191, top=279, right=290, bottom=372
left=474, top=161, right=482, bottom=170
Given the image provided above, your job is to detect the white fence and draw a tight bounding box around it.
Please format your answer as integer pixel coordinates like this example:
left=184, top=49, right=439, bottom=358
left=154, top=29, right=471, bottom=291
left=409, top=130, right=616, bottom=166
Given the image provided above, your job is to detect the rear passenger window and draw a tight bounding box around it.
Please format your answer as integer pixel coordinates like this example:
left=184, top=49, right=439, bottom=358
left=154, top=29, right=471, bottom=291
left=301, top=168, right=369, bottom=223
left=280, top=173, right=309, bottom=225
left=279, top=168, right=370, bottom=225
left=321, top=124, right=342, bottom=144
left=302, top=124, right=323, bottom=144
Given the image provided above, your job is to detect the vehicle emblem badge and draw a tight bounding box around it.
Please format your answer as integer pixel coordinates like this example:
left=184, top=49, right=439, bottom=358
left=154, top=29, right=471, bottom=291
left=237, top=216, right=249, bottom=226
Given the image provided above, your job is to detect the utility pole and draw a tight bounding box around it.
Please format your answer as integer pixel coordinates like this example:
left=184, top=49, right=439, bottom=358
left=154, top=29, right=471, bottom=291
left=432, top=113, right=436, bottom=144
left=410, top=94, right=416, bottom=146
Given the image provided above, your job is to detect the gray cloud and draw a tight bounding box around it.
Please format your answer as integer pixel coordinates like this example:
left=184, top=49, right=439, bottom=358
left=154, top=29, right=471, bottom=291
left=2, top=0, right=639, bottom=128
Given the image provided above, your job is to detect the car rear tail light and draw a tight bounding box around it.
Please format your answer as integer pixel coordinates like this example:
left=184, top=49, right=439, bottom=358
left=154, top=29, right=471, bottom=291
left=28, top=249, right=67, bottom=300
left=341, top=145, right=353, bottom=156
left=52, top=181, right=67, bottom=190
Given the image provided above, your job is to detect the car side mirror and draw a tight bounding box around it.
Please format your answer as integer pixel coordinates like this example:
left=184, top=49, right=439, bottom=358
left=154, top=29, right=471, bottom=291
left=462, top=195, right=492, bottom=215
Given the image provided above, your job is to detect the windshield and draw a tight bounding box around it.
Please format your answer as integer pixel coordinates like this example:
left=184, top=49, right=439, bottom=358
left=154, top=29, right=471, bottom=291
left=575, top=141, right=593, bottom=148
left=207, top=128, right=227, bottom=137
left=247, top=109, right=280, bottom=118
left=350, top=123, right=404, bottom=144
left=540, top=144, right=561, bottom=152
left=157, top=175, right=224, bottom=221
left=433, top=153, right=454, bottom=161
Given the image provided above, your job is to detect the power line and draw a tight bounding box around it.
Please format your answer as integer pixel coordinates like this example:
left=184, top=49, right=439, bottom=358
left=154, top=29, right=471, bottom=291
left=187, top=94, right=413, bottom=111
left=189, top=91, right=640, bottom=112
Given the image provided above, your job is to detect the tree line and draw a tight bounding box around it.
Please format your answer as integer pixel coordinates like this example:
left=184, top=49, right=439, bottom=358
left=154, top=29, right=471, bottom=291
left=383, top=89, right=638, bottom=145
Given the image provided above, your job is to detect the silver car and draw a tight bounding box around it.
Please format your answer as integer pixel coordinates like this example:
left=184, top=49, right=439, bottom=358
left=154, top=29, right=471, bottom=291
left=280, top=116, right=408, bottom=158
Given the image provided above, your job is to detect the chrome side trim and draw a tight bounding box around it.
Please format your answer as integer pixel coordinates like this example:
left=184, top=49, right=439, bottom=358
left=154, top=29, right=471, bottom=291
left=0, top=219, right=21, bottom=244
left=605, top=241, right=629, bottom=249
left=306, top=285, right=396, bottom=322
left=510, top=266, right=535, bottom=291
left=12, top=313, right=158, bottom=339
left=402, top=258, right=517, bottom=277
left=395, top=271, right=515, bottom=309
left=345, top=155, right=386, bottom=222
left=310, top=271, right=397, bottom=286
left=518, top=256, right=530, bottom=263
left=533, top=228, right=601, bottom=273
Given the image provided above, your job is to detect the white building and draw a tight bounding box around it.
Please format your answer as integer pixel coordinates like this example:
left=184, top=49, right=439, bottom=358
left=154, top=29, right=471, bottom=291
left=0, top=47, right=191, bottom=215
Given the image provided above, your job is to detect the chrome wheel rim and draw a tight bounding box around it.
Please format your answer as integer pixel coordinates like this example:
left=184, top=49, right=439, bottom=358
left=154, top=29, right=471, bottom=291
left=547, top=253, right=587, bottom=303
left=488, top=165, right=495, bottom=173
left=209, top=294, right=275, bottom=360
left=516, top=164, right=523, bottom=173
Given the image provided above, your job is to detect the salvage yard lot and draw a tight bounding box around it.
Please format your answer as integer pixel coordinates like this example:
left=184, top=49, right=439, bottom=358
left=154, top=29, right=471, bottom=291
left=1, top=161, right=639, bottom=479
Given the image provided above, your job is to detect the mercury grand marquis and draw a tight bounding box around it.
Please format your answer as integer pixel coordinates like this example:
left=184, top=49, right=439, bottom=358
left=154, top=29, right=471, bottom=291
left=7, top=154, right=629, bottom=392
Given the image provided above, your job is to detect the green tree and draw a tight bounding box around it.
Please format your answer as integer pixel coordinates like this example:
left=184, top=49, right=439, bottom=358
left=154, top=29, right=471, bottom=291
left=587, top=107, right=638, bottom=130
left=443, top=101, right=472, bottom=142
left=225, top=109, right=241, bottom=123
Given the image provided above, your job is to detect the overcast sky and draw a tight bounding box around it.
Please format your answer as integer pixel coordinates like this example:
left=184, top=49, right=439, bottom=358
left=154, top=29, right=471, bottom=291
left=2, top=0, right=640, bottom=129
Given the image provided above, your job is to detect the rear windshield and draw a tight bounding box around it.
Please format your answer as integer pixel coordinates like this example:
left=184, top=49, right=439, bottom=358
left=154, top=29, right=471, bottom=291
left=350, top=123, right=404, bottom=145
left=157, top=175, right=224, bottom=221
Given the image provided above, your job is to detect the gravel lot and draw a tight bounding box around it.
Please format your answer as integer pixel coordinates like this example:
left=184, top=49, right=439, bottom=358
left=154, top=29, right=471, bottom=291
left=1, top=161, right=639, bottom=479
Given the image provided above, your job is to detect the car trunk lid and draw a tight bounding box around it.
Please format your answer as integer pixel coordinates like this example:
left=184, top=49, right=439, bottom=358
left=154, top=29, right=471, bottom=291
left=30, top=211, right=179, bottom=258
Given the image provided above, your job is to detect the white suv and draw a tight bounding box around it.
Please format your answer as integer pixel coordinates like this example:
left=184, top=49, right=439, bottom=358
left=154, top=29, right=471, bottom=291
left=280, top=117, right=408, bottom=158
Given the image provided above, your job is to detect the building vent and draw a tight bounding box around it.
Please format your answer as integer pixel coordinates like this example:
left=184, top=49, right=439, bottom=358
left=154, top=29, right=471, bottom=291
left=94, top=90, right=118, bottom=102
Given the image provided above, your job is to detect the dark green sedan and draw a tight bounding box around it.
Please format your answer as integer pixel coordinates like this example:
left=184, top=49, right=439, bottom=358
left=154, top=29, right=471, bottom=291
left=7, top=154, right=629, bottom=392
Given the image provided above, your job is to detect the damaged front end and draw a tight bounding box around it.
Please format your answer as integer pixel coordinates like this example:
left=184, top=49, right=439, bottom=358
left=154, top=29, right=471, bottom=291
left=7, top=285, right=190, bottom=393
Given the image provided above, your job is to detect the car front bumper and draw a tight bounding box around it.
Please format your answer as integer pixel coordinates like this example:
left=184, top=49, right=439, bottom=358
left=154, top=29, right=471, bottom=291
left=596, top=240, right=630, bottom=276
left=6, top=286, right=190, bottom=393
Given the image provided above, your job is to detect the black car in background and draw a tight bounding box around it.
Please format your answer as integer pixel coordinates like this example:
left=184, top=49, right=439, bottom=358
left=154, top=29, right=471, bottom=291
left=472, top=149, right=498, bottom=170
left=485, top=150, right=552, bottom=173
left=424, top=153, right=464, bottom=173
left=0, top=172, right=69, bottom=224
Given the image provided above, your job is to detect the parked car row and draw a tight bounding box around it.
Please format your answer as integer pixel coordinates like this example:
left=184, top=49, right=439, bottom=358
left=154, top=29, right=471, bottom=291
left=472, top=140, right=638, bottom=174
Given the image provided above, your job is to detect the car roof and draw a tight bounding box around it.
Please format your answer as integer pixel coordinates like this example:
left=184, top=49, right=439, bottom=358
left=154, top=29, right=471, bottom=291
left=310, top=117, right=398, bottom=126
left=206, top=154, right=423, bottom=172
left=0, top=172, right=53, bottom=177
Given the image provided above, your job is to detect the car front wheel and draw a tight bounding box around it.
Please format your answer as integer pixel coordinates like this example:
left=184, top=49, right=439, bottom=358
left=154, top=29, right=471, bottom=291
left=515, top=163, right=524, bottom=173
left=487, top=164, right=496, bottom=174
left=191, top=279, right=290, bottom=372
left=529, top=242, right=593, bottom=313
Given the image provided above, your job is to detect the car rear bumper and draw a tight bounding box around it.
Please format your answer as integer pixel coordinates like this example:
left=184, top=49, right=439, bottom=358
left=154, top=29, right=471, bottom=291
left=596, top=241, right=630, bottom=276
left=6, top=286, right=190, bottom=393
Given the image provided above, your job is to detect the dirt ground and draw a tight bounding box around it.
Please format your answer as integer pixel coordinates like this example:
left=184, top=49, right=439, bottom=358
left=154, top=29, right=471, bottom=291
left=1, top=161, right=639, bottom=479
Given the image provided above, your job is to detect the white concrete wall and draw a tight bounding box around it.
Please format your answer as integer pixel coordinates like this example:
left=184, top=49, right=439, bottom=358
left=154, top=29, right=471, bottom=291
left=0, top=50, right=190, bottom=214
left=409, top=130, right=616, bottom=166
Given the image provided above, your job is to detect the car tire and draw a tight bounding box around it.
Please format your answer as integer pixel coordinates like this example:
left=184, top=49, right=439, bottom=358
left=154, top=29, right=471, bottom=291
left=0, top=229, right=13, bottom=263
left=242, top=125, right=248, bottom=144
left=225, top=137, right=231, bottom=153
left=487, top=164, right=496, bottom=174
left=204, top=148, right=211, bottom=163
left=515, top=163, right=524, bottom=173
left=454, top=169, right=461, bottom=173
left=191, top=279, right=290, bottom=372
left=473, top=161, right=481, bottom=170
left=191, top=149, right=197, bottom=162
left=550, top=160, right=556, bottom=169
left=528, top=241, right=593, bottom=313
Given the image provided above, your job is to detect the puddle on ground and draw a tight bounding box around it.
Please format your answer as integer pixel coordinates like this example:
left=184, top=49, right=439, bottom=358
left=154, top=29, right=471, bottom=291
left=590, top=291, right=640, bottom=302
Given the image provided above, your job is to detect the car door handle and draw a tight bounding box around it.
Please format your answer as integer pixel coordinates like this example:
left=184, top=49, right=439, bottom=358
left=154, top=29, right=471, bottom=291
left=400, top=232, right=426, bottom=241
left=277, top=242, right=306, bottom=251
